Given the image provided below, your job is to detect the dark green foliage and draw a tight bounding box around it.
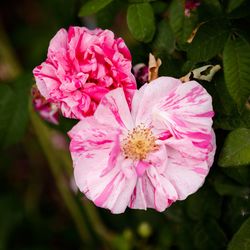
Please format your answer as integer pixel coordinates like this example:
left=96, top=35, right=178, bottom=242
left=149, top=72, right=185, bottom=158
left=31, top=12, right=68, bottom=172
left=223, top=34, right=250, bottom=111
left=218, top=128, right=250, bottom=167
left=228, top=217, right=250, bottom=250
left=1, top=0, right=250, bottom=249
left=127, top=2, right=155, bottom=42
left=187, top=19, right=230, bottom=62
left=78, top=0, right=113, bottom=17
left=0, top=74, right=32, bottom=148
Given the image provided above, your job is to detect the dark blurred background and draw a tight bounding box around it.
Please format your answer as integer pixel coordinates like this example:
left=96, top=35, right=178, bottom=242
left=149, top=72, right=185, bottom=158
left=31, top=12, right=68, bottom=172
left=1, top=0, right=250, bottom=249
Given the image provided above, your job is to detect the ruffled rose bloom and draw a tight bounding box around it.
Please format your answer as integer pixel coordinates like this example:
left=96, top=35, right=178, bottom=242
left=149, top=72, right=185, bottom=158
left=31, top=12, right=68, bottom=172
left=69, top=77, right=216, bottom=214
left=33, top=26, right=136, bottom=119
left=32, top=86, right=59, bottom=125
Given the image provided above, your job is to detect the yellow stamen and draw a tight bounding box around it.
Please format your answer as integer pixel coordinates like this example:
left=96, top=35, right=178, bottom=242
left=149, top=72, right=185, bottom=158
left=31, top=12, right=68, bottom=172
left=121, top=124, right=158, bottom=160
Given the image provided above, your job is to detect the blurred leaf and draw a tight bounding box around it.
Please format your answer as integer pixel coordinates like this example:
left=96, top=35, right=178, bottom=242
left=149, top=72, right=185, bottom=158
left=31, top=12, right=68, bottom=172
left=194, top=219, right=227, bottom=250
left=169, top=0, right=184, bottom=38
left=223, top=166, right=250, bottom=185
left=169, top=0, right=197, bottom=44
left=214, top=114, right=245, bottom=130
left=202, top=0, right=221, bottom=11
left=153, top=20, right=175, bottom=54
left=129, top=0, right=154, bottom=2
left=112, top=234, right=132, bottom=250
left=157, top=226, right=173, bottom=249
left=213, top=174, right=250, bottom=197
left=0, top=85, right=14, bottom=143
left=96, top=0, right=121, bottom=28
left=213, top=73, right=237, bottom=116
left=0, top=195, right=22, bottom=249
left=241, top=109, right=250, bottom=128
left=228, top=217, right=250, bottom=250
left=78, top=0, right=113, bottom=17
left=0, top=74, right=31, bottom=148
left=158, top=54, right=182, bottom=78
left=186, top=187, right=222, bottom=220
left=223, top=196, right=250, bottom=235
left=218, top=128, right=250, bottom=167
left=212, top=73, right=246, bottom=130
left=227, top=0, right=246, bottom=13
left=223, top=35, right=250, bottom=111
left=165, top=202, right=184, bottom=223
left=228, top=1, right=250, bottom=19
left=175, top=219, right=196, bottom=250
left=127, top=3, right=155, bottom=42
left=151, top=1, right=168, bottom=15
left=198, top=0, right=223, bottom=20
left=187, top=19, right=230, bottom=62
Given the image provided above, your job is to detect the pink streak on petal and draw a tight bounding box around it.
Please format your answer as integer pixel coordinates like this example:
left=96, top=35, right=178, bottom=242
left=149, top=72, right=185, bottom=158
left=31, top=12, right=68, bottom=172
left=101, top=134, right=121, bottom=177
left=95, top=88, right=134, bottom=130
left=192, top=167, right=208, bottom=175
left=135, top=161, right=149, bottom=177
left=194, top=111, right=214, bottom=117
left=94, top=174, right=118, bottom=206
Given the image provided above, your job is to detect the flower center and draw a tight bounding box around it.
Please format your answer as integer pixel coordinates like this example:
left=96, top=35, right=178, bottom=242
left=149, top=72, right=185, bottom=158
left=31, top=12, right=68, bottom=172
left=121, top=125, right=158, bottom=160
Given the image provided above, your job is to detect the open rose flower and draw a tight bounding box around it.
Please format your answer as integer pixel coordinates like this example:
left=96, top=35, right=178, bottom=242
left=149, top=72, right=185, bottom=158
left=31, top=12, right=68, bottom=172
left=33, top=26, right=136, bottom=119
left=69, top=77, right=216, bottom=213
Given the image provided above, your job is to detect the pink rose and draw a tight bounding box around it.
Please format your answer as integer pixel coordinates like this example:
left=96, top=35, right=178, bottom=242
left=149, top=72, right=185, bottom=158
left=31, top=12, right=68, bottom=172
left=33, top=26, right=136, bottom=119
left=31, top=86, right=59, bottom=125
left=68, top=77, right=216, bottom=214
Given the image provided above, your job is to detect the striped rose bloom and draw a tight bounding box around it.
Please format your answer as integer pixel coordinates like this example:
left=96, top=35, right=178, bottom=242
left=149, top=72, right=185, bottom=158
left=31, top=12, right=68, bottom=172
left=33, top=26, right=136, bottom=120
left=69, top=77, right=215, bottom=213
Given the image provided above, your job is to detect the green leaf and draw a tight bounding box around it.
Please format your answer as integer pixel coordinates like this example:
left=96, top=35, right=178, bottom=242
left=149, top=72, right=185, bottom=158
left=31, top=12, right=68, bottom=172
left=213, top=174, right=250, bottom=197
left=186, top=187, right=222, bottom=220
left=128, top=0, right=154, bottom=2
left=228, top=1, right=250, bottom=19
left=223, top=166, right=250, bottom=185
left=127, top=3, right=155, bottom=42
left=214, top=114, right=245, bottom=130
left=212, top=73, right=245, bottom=130
left=0, top=74, right=31, bottom=148
left=187, top=19, right=230, bottom=62
left=153, top=20, right=175, bottom=54
left=169, top=0, right=197, bottom=44
left=198, top=0, right=222, bottom=19
left=95, top=0, right=121, bottom=29
left=0, top=195, right=22, bottom=250
left=213, top=73, right=237, bottom=116
left=228, top=217, right=250, bottom=250
left=0, top=85, right=14, bottom=147
left=78, top=0, right=113, bottom=17
left=194, top=219, right=227, bottom=250
left=218, top=128, right=250, bottom=167
left=176, top=219, right=196, bottom=250
left=223, top=35, right=250, bottom=111
left=227, top=0, right=245, bottom=13
left=223, top=196, right=250, bottom=234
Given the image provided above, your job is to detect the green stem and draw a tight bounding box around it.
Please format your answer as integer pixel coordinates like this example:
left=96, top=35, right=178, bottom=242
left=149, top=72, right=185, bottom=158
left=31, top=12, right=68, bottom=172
left=30, top=110, right=92, bottom=242
left=82, top=200, right=115, bottom=242
left=0, top=23, right=91, bottom=243
left=0, top=22, right=114, bottom=245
